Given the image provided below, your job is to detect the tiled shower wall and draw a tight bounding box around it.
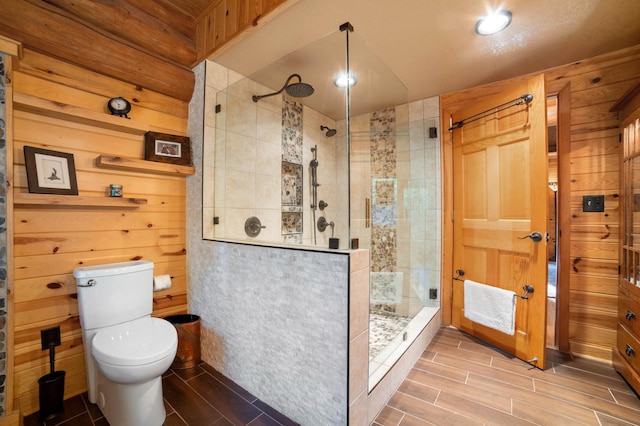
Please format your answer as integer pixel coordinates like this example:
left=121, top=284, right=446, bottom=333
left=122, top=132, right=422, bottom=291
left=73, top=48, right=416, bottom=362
left=0, top=53, right=7, bottom=417
left=350, top=98, right=441, bottom=317
left=202, top=60, right=343, bottom=247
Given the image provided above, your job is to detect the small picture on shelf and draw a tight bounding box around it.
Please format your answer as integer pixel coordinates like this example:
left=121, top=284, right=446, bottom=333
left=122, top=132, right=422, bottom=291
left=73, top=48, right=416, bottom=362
left=24, top=146, right=78, bottom=195
left=144, top=131, right=192, bottom=166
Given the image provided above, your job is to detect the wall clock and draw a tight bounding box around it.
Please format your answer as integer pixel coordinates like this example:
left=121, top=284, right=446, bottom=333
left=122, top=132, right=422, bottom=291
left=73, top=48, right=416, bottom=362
left=108, top=97, right=131, bottom=118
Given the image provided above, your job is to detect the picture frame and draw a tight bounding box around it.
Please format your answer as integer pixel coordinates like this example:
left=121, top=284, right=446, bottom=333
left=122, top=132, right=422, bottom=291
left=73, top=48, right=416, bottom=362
left=144, top=131, right=192, bottom=166
left=23, top=146, right=78, bottom=195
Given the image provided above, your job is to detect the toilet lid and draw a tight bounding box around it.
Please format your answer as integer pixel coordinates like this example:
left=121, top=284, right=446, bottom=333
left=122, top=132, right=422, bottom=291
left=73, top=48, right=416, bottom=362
left=92, top=317, right=177, bottom=366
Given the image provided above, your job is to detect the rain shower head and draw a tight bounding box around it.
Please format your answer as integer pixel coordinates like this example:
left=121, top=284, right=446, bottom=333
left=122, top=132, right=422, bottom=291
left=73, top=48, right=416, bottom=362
left=252, top=74, right=314, bottom=102
left=320, top=125, right=337, bottom=137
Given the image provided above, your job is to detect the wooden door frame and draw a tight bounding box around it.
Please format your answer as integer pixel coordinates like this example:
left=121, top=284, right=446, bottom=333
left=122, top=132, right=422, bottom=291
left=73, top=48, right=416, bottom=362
left=555, top=83, right=571, bottom=352
left=440, top=77, right=571, bottom=353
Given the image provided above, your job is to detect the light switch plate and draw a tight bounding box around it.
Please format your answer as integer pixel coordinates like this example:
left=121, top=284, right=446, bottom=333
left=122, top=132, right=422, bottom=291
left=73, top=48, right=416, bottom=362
left=583, top=195, right=604, bottom=212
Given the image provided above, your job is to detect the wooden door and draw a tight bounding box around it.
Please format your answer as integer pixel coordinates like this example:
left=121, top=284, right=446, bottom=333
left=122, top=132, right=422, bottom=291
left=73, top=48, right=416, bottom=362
left=451, top=74, right=548, bottom=369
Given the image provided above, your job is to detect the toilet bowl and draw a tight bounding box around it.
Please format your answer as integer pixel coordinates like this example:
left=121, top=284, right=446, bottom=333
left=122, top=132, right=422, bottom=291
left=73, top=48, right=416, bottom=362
left=74, top=260, right=178, bottom=426
left=91, top=317, right=177, bottom=425
left=92, top=317, right=177, bottom=384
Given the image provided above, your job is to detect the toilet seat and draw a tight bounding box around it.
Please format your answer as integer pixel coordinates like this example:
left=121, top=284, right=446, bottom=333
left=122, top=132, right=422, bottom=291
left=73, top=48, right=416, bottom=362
left=92, top=317, right=177, bottom=367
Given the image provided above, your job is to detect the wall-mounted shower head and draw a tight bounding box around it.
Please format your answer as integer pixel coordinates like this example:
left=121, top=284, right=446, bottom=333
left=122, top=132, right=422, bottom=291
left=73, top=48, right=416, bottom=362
left=320, top=125, right=337, bottom=137
left=252, top=74, right=315, bottom=102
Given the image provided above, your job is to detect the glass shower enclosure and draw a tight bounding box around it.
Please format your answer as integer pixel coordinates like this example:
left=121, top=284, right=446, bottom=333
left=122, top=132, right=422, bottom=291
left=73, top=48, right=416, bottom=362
left=203, top=22, right=441, bottom=389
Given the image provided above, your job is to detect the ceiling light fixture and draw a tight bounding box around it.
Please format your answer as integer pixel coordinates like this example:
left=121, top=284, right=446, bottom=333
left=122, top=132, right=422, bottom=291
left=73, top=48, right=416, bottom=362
left=475, top=10, right=512, bottom=36
left=334, top=73, right=357, bottom=88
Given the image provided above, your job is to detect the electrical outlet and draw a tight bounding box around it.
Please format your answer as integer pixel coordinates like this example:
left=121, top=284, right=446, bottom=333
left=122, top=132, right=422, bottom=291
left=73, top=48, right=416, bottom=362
left=41, top=326, right=61, bottom=351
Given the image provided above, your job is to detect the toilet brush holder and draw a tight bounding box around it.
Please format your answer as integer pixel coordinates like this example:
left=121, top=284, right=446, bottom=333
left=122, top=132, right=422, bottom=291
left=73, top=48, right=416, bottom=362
left=38, top=370, right=65, bottom=421
left=38, top=326, right=65, bottom=421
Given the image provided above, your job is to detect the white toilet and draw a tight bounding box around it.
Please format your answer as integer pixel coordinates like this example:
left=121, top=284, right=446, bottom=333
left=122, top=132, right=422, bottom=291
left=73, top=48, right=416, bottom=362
left=73, top=260, right=178, bottom=426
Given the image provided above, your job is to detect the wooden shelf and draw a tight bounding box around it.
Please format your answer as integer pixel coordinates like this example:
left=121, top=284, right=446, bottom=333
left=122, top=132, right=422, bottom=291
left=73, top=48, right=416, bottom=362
left=14, top=192, right=147, bottom=208
left=96, top=155, right=195, bottom=176
left=13, top=92, right=150, bottom=135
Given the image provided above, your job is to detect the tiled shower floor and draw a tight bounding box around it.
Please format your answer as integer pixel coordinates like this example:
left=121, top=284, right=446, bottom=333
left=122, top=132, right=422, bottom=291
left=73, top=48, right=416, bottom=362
left=369, top=311, right=410, bottom=361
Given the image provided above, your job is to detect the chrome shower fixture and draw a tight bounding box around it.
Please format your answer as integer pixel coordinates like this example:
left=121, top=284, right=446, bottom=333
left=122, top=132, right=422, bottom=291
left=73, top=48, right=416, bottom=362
left=320, top=125, right=337, bottom=137
left=252, top=74, right=315, bottom=102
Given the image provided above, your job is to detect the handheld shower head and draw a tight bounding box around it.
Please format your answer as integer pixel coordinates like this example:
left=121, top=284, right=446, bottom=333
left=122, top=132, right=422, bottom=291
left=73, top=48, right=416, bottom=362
left=252, top=74, right=315, bottom=102
left=320, top=125, right=337, bottom=137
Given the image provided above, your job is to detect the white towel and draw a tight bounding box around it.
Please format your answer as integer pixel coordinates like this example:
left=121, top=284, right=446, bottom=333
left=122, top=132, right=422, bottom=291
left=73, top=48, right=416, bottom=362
left=464, top=279, right=516, bottom=335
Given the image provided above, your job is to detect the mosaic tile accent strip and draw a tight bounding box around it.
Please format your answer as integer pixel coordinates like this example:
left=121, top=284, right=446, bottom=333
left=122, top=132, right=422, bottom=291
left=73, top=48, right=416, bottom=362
left=370, top=272, right=403, bottom=304
left=281, top=212, right=302, bottom=235
left=281, top=162, right=302, bottom=207
left=0, top=53, right=6, bottom=416
left=283, top=233, right=303, bottom=244
left=281, top=96, right=303, bottom=164
left=369, top=107, right=398, bottom=273
left=373, top=178, right=396, bottom=206
left=281, top=95, right=304, bottom=242
left=370, top=107, right=396, bottom=178
left=371, top=224, right=397, bottom=272
left=372, top=205, right=396, bottom=227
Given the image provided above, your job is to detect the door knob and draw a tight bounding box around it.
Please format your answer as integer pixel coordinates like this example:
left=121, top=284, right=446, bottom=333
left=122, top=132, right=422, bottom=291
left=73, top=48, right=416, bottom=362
left=518, top=231, right=543, bottom=242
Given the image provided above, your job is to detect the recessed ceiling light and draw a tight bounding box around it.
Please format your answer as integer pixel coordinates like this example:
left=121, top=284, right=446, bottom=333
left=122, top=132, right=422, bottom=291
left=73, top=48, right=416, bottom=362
left=334, top=73, right=357, bottom=88
left=475, top=10, right=512, bottom=36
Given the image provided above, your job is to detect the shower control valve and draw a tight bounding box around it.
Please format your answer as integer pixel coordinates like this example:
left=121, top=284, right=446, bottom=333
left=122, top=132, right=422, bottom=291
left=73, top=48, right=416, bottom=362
left=244, top=216, right=266, bottom=238
left=319, top=200, right=328, bottom=210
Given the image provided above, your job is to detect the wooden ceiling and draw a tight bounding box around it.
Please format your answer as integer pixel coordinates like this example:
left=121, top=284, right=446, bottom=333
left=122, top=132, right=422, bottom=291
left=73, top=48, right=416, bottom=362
left=0, top=0, right=292, bottom=101
left=1, top=0, right=639, bottom=106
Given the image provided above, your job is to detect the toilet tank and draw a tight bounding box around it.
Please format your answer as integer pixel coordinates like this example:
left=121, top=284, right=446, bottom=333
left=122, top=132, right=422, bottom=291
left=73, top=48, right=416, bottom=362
left=74, top=260, right=154, bottom=330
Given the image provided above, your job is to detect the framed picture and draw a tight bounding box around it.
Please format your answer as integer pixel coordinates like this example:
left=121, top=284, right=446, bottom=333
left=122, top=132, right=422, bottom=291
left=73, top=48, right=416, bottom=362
left=144, top=131, right=192, bottom=166
left=24, top=146, right=78, bottom=195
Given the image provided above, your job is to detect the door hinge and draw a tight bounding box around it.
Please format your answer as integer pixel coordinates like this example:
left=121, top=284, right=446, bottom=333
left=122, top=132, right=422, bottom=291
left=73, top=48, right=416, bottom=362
left=619, top=133, right=622, bottom=143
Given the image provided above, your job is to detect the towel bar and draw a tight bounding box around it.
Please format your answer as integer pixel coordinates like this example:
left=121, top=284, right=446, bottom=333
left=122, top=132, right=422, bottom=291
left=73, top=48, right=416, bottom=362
left=520, top=285, right=534, bottom=299
left=453, top=269, right=465, bottom=281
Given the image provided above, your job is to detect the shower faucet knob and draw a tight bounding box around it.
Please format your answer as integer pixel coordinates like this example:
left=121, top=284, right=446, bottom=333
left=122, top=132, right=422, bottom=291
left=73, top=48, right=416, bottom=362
left=319, top=200, right=328, bottom=210
left=244, top=216, right=266, bottom=238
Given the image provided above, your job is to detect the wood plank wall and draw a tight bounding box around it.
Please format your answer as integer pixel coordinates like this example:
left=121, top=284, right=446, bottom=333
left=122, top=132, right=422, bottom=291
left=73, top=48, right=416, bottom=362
left=194, top=0, right=293, bottom=63
left=545, top=45, right=640, bottom=361
left=442, top=44, right=640, bottom=363
left=10, top=49, right=189, bottom=415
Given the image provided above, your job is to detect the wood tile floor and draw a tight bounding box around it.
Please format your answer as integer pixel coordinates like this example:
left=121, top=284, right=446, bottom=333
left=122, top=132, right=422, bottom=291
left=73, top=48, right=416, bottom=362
left=24, top=326, right=640, bottom=425
left=24, top=363, right=299, bottom=426
left=373, top=326, right=640, bottom=425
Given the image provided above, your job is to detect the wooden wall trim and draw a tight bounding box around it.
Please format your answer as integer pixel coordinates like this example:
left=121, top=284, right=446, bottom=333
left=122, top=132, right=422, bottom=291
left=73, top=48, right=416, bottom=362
left=441, top=114, right=453, bottom=325
left=5, top=54, right=16, bottom=419
left=556, top=82, right=572, bottom=353
left=0, top=35, right=21, bottom=58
